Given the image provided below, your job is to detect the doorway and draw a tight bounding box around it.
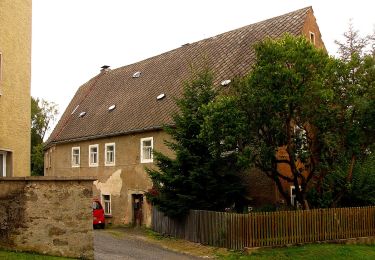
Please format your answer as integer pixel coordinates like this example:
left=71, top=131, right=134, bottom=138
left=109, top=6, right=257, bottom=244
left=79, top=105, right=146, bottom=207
left=132, top=194, right=143, bottom=226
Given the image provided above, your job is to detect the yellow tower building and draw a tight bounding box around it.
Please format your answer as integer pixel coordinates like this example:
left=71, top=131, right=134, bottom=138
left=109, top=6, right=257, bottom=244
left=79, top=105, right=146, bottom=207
left=0, top=0, right=32, bottom=176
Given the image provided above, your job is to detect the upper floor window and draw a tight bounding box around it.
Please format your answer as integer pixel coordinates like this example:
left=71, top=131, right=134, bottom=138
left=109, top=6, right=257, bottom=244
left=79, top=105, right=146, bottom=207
left=71, top=147, right=80, bottom=167
left=89, top=144, right=99, bottom=167
left=105, top=143, right=115, bottom=166
left=309, top=31, right=315, bottom=45
left=140, top=137, right=153, bottom=163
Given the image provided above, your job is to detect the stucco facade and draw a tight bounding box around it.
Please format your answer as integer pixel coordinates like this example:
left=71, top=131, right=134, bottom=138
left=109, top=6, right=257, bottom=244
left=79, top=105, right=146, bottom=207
left=0, top=0, right=32, bottom=177
left=45, top=130, right=172, bottom=226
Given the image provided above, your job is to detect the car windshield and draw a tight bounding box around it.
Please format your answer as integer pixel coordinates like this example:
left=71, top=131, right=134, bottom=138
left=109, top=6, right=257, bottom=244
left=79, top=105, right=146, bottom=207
left=92, top=201, right=102, bottom=210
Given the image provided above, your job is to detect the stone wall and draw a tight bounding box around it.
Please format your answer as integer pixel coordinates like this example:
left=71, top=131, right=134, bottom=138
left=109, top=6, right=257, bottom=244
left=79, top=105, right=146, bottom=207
left=0, top=176, right=95, bottom=259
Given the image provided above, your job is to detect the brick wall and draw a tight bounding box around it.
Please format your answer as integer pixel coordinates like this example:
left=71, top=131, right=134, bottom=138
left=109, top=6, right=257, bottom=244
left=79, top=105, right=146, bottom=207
left=0, top=177, right=95, bottom=259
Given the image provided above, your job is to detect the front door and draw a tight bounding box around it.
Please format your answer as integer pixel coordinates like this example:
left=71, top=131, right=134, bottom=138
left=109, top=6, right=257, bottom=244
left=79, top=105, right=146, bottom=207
left=132, top=194, right=143, bottom=226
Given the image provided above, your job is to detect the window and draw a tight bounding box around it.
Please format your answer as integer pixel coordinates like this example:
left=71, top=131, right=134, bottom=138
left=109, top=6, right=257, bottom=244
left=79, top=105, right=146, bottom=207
left=102, top=194, right=111, bottom=215
left=0, top=151, right=7, bottom=177
left=105, top=143, right=115, bottom=166
left=0, top=52, right=2, bottom=93
left=71, top=147, right=80, bottom=167
left=140, top=137, right=153, bottom=163
left=309, top=31, right=315, bottom=45
left=89, top=144, right=99, bottom=167
left=290, top=185, right=302, bottom=207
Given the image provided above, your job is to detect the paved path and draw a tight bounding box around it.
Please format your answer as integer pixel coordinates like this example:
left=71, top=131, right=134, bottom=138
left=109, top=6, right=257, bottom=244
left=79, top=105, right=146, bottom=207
left=94, top=230, right=201, bottom=260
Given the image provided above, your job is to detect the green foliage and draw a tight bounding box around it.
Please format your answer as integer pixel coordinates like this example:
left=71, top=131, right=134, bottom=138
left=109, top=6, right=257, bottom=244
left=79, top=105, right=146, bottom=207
left=222, top=34, right=331, bottom=208
left=31, top=97, right=58, bottom=176
left=309, top=154, right=375, bottom=208
left=308, top=24, right=375, bottom=207
left=218, top=244, right=375, bottom=260
left=146, top=68, right=245, bottom=218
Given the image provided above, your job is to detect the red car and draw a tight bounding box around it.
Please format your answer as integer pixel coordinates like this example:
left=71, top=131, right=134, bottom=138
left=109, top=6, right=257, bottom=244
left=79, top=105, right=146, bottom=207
left=92, top=199, right=105, bottom=229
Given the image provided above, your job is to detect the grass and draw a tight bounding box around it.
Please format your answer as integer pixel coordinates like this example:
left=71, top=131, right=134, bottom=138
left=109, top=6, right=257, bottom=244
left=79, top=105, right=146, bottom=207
left=218, top=244, right=375, bottom=260
left=0, top=249, right=73, bottom=260
left=105, top=227, right=375, bottom=259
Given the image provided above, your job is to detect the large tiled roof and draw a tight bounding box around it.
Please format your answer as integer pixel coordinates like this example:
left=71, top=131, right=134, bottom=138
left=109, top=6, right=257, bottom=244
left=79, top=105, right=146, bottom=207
left=46, top=7, right=312, bottom=146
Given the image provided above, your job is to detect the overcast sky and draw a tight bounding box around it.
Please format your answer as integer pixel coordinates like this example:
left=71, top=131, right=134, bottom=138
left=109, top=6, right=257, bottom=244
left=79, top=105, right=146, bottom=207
left=31, top=0, right=375, bottom=129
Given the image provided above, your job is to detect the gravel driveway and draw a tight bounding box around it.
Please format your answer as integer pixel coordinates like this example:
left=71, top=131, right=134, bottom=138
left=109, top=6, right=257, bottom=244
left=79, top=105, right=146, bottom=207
left=94, top=229, right=201, bottom=260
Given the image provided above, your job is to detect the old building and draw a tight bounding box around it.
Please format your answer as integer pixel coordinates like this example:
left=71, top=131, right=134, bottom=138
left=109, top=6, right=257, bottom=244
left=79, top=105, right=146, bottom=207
left=45, top=7, right=325, bottom=226
left=0, top=0, right=32, bottom=177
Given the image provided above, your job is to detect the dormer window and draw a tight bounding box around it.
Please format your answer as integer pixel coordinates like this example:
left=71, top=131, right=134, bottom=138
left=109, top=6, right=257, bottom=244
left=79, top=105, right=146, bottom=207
left=132, top=71, right=141, bottom=78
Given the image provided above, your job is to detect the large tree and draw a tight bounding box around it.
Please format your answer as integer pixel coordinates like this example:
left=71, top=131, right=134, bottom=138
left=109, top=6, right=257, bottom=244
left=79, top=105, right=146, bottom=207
left=146, top=69, right=245, bottom=218
left=203, top=34, right=331, bottom=209
left=31, top=97, right=58, bottom=176
left=308, top=24, right=375, bottom=207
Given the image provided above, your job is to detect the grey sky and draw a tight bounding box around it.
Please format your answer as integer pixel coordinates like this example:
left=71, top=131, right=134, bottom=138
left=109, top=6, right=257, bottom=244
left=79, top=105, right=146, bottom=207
left=31, top=0, right=375, bottom=128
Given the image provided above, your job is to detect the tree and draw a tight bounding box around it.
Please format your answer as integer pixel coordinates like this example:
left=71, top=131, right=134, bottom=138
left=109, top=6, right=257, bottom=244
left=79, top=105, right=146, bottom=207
left=146, top=68, right=245, bottom=218
left=308, top=24, right=375, bottom=207
left=203, top=34, right=332, bottom=209
left=31, top=97, right=58, bottom=176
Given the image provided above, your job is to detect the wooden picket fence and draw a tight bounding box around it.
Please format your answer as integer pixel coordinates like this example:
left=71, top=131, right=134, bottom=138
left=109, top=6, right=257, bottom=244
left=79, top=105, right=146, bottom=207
left=152, top=206, right=375, bottom=249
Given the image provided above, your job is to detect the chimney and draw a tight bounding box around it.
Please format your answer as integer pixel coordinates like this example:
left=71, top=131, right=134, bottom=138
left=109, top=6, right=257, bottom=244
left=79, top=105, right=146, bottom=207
left=100, top=65, right=111, bottom=72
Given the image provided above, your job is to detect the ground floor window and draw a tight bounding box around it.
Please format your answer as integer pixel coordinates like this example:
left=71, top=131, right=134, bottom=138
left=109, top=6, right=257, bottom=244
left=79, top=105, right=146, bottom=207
left=102, top=194, right=111, bottom=216
left=0, top=151, right=6, bottom=177
left=290, top=185, right=301, bottom=207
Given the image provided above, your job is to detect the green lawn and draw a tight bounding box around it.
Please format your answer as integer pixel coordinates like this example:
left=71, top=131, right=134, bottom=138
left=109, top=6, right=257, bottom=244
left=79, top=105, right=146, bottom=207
left=219, top=244, right=375, bottom=260
left=0, top=250, right=73, bottom=260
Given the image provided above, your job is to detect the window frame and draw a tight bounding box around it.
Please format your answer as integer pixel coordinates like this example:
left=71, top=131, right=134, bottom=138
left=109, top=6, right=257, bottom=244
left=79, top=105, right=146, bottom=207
left=140, top=137, right=153, bottom=163
left=71, top=147, right=80, bottom=167
left=0, top=151, right=7, bottom=177
left=101, top=193, right=112, bottom=216
left=89, top=144, right=99, bottom=167
left=309, top=31, right=315, bottom=45
left=290, top=185, right=302, bottom=207
left=0, top=52, right=2, bottom=94
left=104, top=143, right=115, bottom=166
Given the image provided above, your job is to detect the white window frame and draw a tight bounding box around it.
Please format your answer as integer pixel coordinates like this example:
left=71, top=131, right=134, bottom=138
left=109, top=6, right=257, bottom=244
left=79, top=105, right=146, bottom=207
left=0, top=52, right=3, bottom=94
left=105, top=143, right=115, bottom=166
left=140, top=137, right=153, bottom=163
left=290, top=185, right=302, bottom=207
left=89, top=144, right=99, bottom=167
left=309, top=31, right=315, bottom=45
left=101, top=193, right=112, bottom=216
left=0, top=151, right=7, bottom=177
left=71, top=147, right=80, bottom=167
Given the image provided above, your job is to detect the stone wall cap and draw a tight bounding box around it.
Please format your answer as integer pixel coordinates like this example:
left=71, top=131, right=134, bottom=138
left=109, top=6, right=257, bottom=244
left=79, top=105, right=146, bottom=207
left=0, top=176, right=97, bottom=181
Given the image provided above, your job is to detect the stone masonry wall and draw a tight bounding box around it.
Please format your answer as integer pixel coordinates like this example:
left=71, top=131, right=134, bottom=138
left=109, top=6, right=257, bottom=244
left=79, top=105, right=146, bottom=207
left=0, top=177, right=95, bottom=259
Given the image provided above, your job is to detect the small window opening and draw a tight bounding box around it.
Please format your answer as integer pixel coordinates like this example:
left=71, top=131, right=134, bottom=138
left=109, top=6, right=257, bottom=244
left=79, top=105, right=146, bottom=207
left=221, top=79, right=231, bottom=86
left=108, top=104, right=116, bottom=111
left=309, top=31, right=315, bottom=45
left=79, top=111, right=86, bottom=118
left=156, top=93, right=165, bottom=100
left=132, top=71, right=141, bottom=78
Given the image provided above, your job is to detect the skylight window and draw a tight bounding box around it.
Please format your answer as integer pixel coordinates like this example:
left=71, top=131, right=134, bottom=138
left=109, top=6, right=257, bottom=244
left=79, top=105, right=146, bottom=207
left=79, top=112, right=86, bottom=118
left=221, top=79, right=231, bottom=86
left=71, top=105, right=79, bottom=114
left=156, top=93, right=166, bottom=100
left=108, top=105, right=116, bottom=111
left=132, top=71, right=141, bottom=78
